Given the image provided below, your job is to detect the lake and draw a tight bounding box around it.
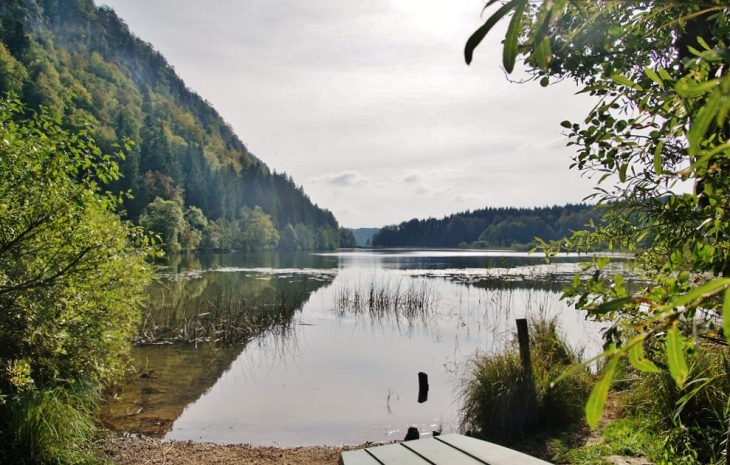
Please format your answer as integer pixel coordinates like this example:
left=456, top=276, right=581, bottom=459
left=101, top=249, right=612, bottom=447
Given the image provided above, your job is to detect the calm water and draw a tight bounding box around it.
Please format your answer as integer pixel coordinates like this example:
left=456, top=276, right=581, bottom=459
left=106, top=250, right=612, bottom=446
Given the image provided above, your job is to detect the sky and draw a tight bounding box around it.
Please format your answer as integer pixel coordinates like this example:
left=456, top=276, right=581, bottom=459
left=97, top=0, right=599, bottom=228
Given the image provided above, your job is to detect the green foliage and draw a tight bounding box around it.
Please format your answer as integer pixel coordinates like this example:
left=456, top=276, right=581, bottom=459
left=139, top=197, right=185, bottom=254
left=338, top=227, right=357, bottom=248
left=2, top=384, right=100, bottom=464
left=0, top=99, right=154, bottom=461
left=459, top=317, right=593, bottom=445
left=465, top=0, right=730, bottom=448
left=552, top=417, right=665, bottom=465
left=373, top=203, right=602, bottom=248
left=624, top=341, right=730, bottom=463
left=0, top=0, right=341, bottom=248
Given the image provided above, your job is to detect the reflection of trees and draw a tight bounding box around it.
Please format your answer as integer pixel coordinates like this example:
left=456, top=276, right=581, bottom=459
left=164, top=251, right=340, bottom=274
left=140, top=271, right=335, bottom=344
left=104, top=252, right=338, bottom=437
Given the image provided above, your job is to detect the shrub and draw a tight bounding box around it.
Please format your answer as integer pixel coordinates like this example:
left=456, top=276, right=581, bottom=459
left=624, top=339, right=730, bottom=463
left=0, top=100, right=155, bottom=462
left=458, top=316, right=593, bottom=444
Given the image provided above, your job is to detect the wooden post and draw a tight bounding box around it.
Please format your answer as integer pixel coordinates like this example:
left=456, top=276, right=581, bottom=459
left=418, top=372, right=429, bottom=403
left=516, top=318, right=532, bottom=382
left=516, top=318, right=536, bottom=428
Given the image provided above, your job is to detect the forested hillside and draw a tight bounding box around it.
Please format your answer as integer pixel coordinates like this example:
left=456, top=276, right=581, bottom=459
left=0, top=0, right=340, bottom=252
left=373, top=204, right=603, bottom=249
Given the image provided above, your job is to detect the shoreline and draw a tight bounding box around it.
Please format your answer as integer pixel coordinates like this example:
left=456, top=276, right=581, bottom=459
left=98, top=435, right=378, bottom=465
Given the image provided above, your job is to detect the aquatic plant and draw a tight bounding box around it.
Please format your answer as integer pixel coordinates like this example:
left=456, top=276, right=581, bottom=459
left=334, top=277, right=441, bottom=326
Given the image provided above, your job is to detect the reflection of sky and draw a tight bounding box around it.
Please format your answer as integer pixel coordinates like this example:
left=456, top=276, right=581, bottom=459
left=166, top=251, right=606, bottom=446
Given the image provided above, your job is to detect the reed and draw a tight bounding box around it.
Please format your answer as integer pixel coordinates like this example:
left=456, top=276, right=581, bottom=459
left=334, top=277, right=441, bottom=324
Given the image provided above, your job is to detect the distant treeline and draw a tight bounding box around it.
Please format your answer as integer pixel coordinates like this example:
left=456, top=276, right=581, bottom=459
left=0, top=0, right=340, bottom=252
left=372, top=204, right=603, bottom=249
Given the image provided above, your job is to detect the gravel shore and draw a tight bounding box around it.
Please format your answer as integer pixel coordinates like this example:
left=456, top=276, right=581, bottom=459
left=98, top=436, right=369, bottom=465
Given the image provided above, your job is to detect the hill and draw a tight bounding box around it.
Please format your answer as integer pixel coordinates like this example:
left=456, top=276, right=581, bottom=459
left=0, top=0, right=340, bottom=252
left=372, top=204, right=603, bottom=249
left=352, top=228, right=379, bottom=247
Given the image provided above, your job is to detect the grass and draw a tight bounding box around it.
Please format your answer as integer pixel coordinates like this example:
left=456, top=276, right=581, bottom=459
left=549, top=416, right=665, bottom=465
left=0, top=384, right=103, bottom=465
left=620, top=338, right=730, bottom=464
left=458, top=316, right=594, bottom=446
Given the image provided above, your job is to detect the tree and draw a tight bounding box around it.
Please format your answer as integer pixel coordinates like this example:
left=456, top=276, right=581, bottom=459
left=466, top=0, right=730, bottom=450
left=279, top=223, right=299, bottom=251
left=338, top=227, right=357, bottom=248
left=139, top=197, right=185, bottom=254
left=0, top=99, right=154, bottom=461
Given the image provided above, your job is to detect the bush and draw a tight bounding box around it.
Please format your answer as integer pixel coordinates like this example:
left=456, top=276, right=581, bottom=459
left=458, top=317, right=593, bottom=444
left=624, top=339, right=730, bottom=463
left=0, top=100, right=155, bottom=462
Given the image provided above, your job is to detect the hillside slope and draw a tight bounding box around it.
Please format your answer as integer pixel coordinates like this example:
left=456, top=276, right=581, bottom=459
left=0, top=0, right=339, bottom=251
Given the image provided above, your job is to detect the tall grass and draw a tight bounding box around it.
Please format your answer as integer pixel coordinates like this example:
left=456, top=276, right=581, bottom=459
left=0, top=384, right=100, bottom=464
left=458, top=316, right=593, bottom=445
left=334, top=277, right=440, bottom=325
left=622, top=339, right=730, bottom=463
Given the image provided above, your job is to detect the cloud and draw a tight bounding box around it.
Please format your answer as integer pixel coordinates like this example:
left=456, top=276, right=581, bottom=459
left=310, top=170, right=372, bottom=187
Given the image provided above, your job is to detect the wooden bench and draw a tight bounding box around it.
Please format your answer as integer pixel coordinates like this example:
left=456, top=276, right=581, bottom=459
left=339, top=433, right=551, bottom=465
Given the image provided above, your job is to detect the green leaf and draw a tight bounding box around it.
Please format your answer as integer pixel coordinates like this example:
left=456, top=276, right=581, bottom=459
left=592, top=296, right=634, bottom=315
left=688, top=88, right=723, bottom=156
left=540, top=76, right=550, bottom=87
left=666, top=324, right=688, bottom=388
left=722, top=288, right=730, bottom=341
left=653, top=140, right=664, bottom=175
left=503, top=0, right=527, bottom=73
left=586, top=355, right=619, bottom=429
left=618, top=163, right=628, bottom=183
left=644, top=67, right=664, bottom=90
left=611, top=74, right=643, bottom=91
left=628, top=341, right=660, bottom=373
left=560, top=120, right=572, bottom=128
left=534, top=35, right=552, bottom=71
left=465, top=0, right=523, bottom=65
left=696, top=36, right=710, bottom=50
left=666, top=278, right=730, bottom=309
left=676, top=78, right=720, bottom=98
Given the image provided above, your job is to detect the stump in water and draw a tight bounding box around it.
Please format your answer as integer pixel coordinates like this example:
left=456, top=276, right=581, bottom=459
left=418, top=372, right=429, bottom=403
left=404, top=427, right=420, bottom=441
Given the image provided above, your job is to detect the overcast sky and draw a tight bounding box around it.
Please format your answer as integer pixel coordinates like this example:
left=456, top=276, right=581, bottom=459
left=97, top=0, right=598, bottom=228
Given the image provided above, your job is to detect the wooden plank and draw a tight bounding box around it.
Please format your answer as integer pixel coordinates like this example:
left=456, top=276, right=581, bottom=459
left=366, top=443, right=432, bottom=464
left=339, top=449, right=382, bottom=465
left=435, top=434, right=552, bottom=465
left=401, top=437, right=486, bottom=464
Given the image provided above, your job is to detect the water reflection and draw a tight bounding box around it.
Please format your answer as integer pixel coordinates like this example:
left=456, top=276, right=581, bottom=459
left=103, top=250, right=614, bottom=446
